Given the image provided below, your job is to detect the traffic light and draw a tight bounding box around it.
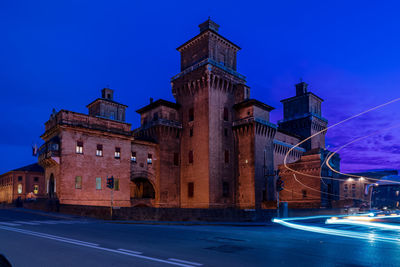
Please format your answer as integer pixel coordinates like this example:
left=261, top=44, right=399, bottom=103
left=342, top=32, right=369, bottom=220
left=276, top=177, right=284, bottom=192
left=107, top=177, right=114, bottom=189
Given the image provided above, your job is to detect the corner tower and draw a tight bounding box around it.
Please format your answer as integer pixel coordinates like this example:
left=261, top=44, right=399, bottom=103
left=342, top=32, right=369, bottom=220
left=171, top=19, right=247, bottom=208
left=278, top=82, right=327, bottom=151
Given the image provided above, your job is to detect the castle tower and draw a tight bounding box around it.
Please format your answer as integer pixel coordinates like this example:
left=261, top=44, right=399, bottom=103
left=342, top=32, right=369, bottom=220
left=87, top=88, right=127, bottom=121
left=278, top=82, right=327, bottom=151
left=171, top=19, right=247, bottom=208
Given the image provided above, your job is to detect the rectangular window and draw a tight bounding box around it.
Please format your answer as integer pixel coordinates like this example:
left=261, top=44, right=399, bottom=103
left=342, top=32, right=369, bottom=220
left=173, top=153, right=179, bottom=166
left=115, top=147, right=121, bottom=159
left=147, top=154, right=152, bottom=164
left=34, top=177, right=39, bottom=182
left=75, top=176, right=82, bottom=189
left=96, top=177, right=102, bottom=190
left=188, top=182, right=194, bottom=198
left=189, top=128, right=193, bottom=137
left=18, top=184, right=22, bottom=194
left=351, top=184, right=356, bottom=190
left=344, top=184, right=348, bottom=192
left=224, top=128, right=228, bottom=137
left=18, top=176, right=22, bottom=182
left=188, top=150, right=193, bottom=164
left=76, top=141, right=83, bottom=154
left=33, top=185, right=39, bottom=194
left=302, top=190, right=307, bottom=198
left=223, top=107, right=229, bottom=121
left=131, top=152, right=137, bottom=162
left=224, top=150, right=229, bottom=164
left=114, top=178, right=120, bottom=191
left=153, top=112, right=158, bottom=121
left=188, top=108, right=194, bottom=122
left=96, top=144, right=103, bottom=157
left=223, top=182, right=229, bottom=197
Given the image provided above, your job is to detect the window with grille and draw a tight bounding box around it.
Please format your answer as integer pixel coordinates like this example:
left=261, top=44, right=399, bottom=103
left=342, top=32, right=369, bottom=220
left=131, top=152, right=137, bottom=162
left=115, top=147, right=121, bottom=159
left=96, top=144, right=103, bottom=157
left=76, top=141, right=83, bottom=154
left=75, top=176, right=82, bottom=189
left=147, top=154, right=152, bottom=164
left=96, top=177, right=101, bottom=190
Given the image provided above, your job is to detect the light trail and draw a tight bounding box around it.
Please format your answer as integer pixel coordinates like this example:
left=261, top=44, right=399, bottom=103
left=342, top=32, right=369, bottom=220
left=282, top=97, right=400, bottom=181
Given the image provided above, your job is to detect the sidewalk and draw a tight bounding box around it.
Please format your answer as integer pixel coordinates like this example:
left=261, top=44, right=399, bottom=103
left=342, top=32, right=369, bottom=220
left=8, top=207, right=273, bottom=226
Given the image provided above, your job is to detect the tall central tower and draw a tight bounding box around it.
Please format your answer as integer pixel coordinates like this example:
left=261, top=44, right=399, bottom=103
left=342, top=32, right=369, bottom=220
left=171, top=19, right=247, bottom=208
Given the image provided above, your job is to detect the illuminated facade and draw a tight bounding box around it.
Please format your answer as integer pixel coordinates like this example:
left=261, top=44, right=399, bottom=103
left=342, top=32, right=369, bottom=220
left=38, top=19, right=337, bottom=209
left=0, top=163, right=45, bottom=203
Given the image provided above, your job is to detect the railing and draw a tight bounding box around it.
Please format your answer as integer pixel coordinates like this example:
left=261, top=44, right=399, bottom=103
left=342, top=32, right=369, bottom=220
left=233, top=116, right=277, bottom=128
left=38, top=142, right=60, bottom=163
left=45, top=110, right=132, bottom=136
left=278, top=112, right=328, bottom=124
left=138, top=118, right=182, bottom=131
left=171, top=58, right=246, bottom=81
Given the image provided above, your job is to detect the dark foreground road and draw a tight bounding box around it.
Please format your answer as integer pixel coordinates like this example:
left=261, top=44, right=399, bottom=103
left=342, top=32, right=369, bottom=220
left=0, top=209, right=399, bottom=267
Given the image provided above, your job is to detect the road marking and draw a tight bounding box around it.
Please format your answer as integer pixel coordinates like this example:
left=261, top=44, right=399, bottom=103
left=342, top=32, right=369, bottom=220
left=0, top=226, right=99, bottom=247
left=0, top=222, right=20, bottom=226
left=14, top=221, right=40, bottom=225
left=0, top=226, right=202, bottom=267
left=117, top=248, right=142, bottom=254
left=168, top=258, right=203, bottom=266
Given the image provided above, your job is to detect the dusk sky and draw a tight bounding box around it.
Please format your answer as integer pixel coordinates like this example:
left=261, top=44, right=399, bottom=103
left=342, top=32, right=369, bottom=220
left=1, top=0, right=399, bottom=174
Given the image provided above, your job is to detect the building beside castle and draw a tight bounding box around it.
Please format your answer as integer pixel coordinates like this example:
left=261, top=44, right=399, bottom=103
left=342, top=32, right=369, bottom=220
left=38, top=19, right=340, bottom=209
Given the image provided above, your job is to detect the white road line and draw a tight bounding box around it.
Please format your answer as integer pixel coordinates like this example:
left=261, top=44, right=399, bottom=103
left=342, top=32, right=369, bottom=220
left=117, top=248, right=143, bottom=254
left=0, top=222, right=21, bottom=226
left=168, top=258, right=203, bottom=266
left=0, top=226, right=99, bottom=246
left=0, top=225, right=201, bottom=267
left=31, top=220, right=59, bottom=224
left=13, top=221, right=40, bottom=225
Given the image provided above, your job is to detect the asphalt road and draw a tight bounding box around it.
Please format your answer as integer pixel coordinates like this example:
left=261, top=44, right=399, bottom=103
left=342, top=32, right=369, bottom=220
left=0, top=209, right=399, bottom=267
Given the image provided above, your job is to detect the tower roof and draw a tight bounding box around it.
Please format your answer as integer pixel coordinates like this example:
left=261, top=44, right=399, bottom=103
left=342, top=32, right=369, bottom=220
left=199, top=18, right=220, bottom=33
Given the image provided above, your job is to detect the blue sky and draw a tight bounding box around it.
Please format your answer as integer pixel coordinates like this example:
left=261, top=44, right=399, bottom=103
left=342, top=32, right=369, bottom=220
left=1, top=0, right=399, bottom=173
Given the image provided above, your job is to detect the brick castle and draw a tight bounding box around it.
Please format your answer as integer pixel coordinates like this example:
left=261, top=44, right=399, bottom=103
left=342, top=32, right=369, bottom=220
left=36, top=19, right=341, bottom=209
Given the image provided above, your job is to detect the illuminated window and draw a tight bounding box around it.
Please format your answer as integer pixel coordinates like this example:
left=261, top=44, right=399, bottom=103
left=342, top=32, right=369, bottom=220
left=115, top=147, right=121, bottom=159
left=188, top=182, right=194, bottom=198
left=147, top=154, right=152, bottom=164
left=188, top=150, right=193, bottom=164
left=17, top=184, right=22, bottom=194
left=114, top=178, right=120, bottom=191
left=96, top=144, right=103, bottom=156
left=131, top=152, right=137, bottom=162
left=76, top=141, right=83, bottom=154
left=75, top=176, right=82, bottom=189
left=96, top=177, right=101, bottom=190
left=33, top=185, right=39, bottom=194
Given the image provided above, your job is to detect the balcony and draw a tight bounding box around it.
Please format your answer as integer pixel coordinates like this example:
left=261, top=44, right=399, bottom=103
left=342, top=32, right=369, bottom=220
left=38, top=142, right=60, bottom=166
